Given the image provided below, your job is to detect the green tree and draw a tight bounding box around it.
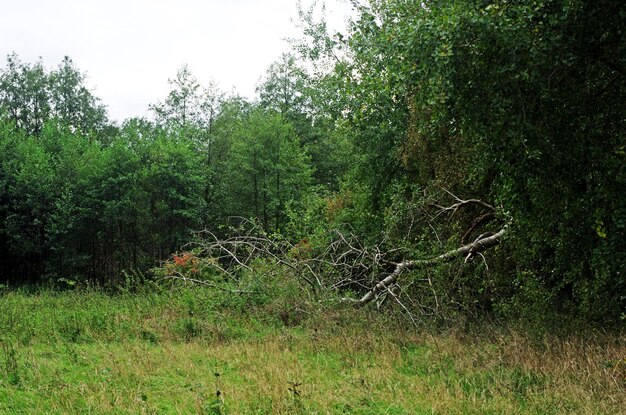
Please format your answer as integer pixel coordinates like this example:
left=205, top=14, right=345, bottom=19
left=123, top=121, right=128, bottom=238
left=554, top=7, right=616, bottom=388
left=0, top=124, right=55, bottom=279
left=0, top=54, right=108, bottom=137
left=0, top=54, right=51, bottom=135
left=223, top=107, right=313, bottom=231
left=258, top=53, right=352, bottom=190
left=150, top=65, right=222, bottom=137
left=48, top=56, right=108, bottom=135
left=300, top=0, right=625, bottom=320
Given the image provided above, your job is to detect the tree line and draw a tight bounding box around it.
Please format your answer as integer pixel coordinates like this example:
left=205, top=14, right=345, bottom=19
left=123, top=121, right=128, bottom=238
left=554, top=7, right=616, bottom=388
left=1, top=0, right=624, bottom=323
left=0, top=54, right=347, bottom=285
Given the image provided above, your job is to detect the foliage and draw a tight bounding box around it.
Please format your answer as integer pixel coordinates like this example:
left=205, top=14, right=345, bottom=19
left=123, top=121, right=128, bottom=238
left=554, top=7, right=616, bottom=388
left=0, top=60, right=320, bottom=284
left=0, top=118, right=207, bottom=283
left=0, top=53, right=108, bottom=136
left=293, top=0, right=625, bottom=322
left=221, top=107, right=313, bottom=231
left=1, top=0, right=625, bottom=323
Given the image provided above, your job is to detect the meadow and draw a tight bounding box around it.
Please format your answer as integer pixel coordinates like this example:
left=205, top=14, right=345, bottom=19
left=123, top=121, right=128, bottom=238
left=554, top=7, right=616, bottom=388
left=1, top=284, right=623, bottom=414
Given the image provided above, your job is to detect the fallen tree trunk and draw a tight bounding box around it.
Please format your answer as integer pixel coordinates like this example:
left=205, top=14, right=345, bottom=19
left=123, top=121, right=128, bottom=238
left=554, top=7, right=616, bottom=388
left=162, top=195, right=507, bottom=314
left=345, top=222, right=509, bottom=307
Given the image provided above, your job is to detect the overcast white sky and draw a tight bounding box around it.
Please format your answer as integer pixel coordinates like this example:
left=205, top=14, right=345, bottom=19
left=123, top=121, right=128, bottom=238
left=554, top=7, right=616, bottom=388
left=0, top=0, right=354, bottom=123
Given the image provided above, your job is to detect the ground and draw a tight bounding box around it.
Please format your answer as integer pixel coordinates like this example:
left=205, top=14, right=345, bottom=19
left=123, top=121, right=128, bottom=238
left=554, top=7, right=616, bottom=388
left=0, top=287, right=624, bottom=414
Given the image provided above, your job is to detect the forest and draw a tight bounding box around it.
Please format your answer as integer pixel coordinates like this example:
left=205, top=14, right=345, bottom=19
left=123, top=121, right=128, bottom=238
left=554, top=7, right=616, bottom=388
left=0, top=1, right=624, bottom=413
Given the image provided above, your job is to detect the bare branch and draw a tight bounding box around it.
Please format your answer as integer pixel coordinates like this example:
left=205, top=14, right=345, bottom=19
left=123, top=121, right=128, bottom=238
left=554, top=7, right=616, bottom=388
left=164, top=273, right=252, bottom=294
left=349, top=221, right=509, bottom=307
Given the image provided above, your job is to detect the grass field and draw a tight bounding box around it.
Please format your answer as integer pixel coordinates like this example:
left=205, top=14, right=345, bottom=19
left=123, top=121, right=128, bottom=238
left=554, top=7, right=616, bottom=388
left=0, top=286, right=624, bottom=414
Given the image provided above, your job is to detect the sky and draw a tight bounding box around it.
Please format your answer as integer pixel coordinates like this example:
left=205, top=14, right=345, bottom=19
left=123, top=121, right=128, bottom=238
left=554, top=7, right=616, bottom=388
left=0, top=0, right=354, bottom=123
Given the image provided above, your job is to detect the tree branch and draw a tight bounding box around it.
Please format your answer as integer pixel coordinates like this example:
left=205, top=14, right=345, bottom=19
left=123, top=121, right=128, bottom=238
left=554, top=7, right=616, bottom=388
left=346, top=222, right=509, bottom=307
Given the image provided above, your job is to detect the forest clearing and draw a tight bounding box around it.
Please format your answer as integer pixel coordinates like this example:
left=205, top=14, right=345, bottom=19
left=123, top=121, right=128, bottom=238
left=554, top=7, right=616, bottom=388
left=1, top=0, right=624, bottom=413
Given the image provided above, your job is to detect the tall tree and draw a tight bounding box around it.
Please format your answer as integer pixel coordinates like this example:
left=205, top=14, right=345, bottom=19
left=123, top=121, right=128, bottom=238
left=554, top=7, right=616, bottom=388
left=0, top=54, right=108, bottom=136
left=223, top=107, right=313, bottom=231
left=149, top=66, right=227, bottom=228
left=299, top=0, right=625, bottom=320
left=0, top=54, right=51, bottom=135
left=258, top=53, right=352, bottom=190
left=48, top=56, right=108, bottom=134
left=150, top=65, right=222, bottom=137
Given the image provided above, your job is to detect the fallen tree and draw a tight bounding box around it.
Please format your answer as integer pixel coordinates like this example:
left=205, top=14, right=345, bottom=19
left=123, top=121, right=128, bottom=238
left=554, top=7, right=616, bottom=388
left=160, top=192, right=508, bottom=316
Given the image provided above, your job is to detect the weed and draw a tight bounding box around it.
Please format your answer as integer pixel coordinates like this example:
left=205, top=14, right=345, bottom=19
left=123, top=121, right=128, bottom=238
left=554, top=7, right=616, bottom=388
left=287, top=380, right=306, bottom=413
left=175, top=317, right=202, bottom=341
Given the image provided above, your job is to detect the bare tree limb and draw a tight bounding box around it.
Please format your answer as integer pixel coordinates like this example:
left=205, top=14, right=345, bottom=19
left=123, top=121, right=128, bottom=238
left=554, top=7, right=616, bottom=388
left=345, top=222, right=509, bottom=307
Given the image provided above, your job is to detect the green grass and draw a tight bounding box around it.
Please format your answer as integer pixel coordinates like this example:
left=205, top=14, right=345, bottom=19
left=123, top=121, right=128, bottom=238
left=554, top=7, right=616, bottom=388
left=0, top=286, right=624, bottom=414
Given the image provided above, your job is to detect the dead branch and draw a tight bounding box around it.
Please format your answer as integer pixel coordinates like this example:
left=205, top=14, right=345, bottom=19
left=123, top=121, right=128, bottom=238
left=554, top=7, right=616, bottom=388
left=163, top=196, right=508, bottom=320
left=431, top=189, right=496, bottom=218
left=344, top=221, right=509, bottom=306
left=163, top=272, right=252, bottom=294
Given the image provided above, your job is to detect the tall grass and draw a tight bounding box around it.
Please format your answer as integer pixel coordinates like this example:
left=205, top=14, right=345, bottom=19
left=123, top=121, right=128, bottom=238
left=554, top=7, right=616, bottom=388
left=0, top=284, right=624, bottom=414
